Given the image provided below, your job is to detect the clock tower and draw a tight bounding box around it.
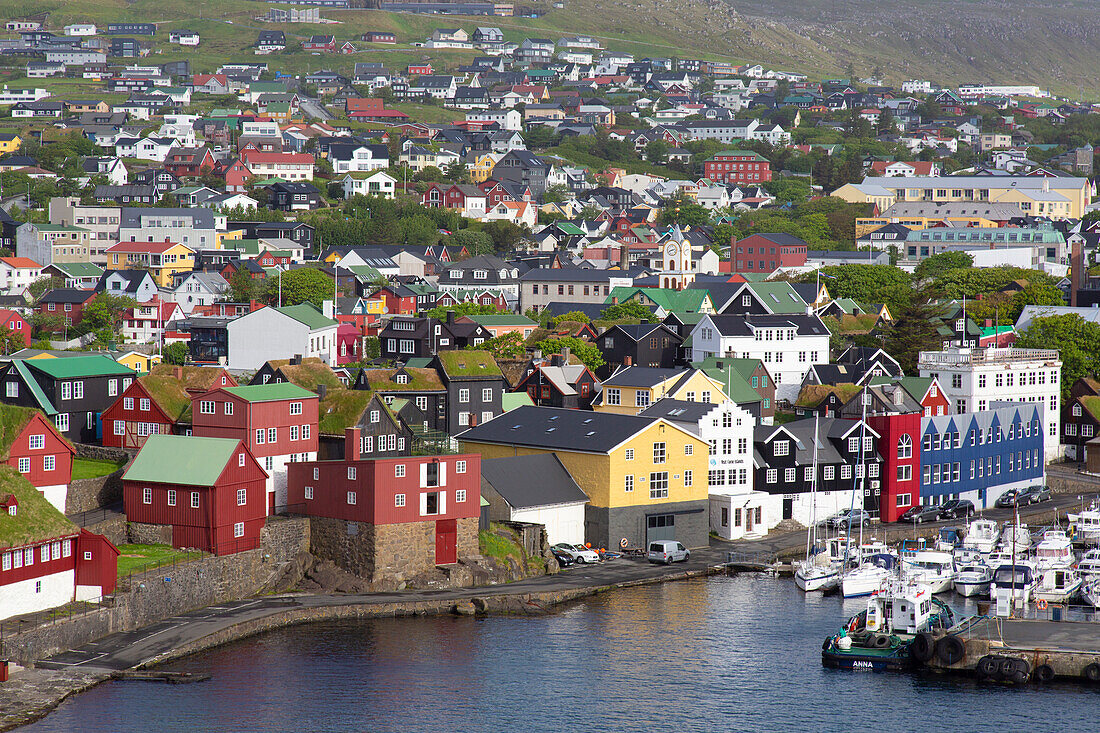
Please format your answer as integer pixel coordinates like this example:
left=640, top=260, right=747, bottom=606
left=661, top=223, right=694, bottom=291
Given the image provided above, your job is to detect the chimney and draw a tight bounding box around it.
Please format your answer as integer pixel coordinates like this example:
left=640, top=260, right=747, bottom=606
left=1071, top=239, right=1083, bottom=307
left=291, top=354, right=302, bottom=365
left=446, top=309, right=456, bottom=325
left=551, top=353, right=563, bottom=366
left=174, top=366, right=183, bottom=378
left=624, top=356, right=633, bottom=367
left=984, top=319, right=992, bottom=328
left=611, top=296, right=619, bottom=305
left=317, top=383, right=327, bottom=400
left=345, top=426, right=361, bottom=459
left=562, top=346, right=571, bottom=361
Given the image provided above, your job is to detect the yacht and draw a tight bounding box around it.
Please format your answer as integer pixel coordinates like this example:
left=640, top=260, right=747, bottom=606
left=841, top=554, right=898, bottom=598
left=1080, top=576, right=1100, bottom=607
left=962, top=519, right=1000, bottom=554
left=934, top=527, right=962, bottom=553
left=1036, top=567, right=1083, bottom=604
left=902, top=550, right=955, bottom=594
left=954, top=563, right=993, bottom=597
left=1034, top=529, right=1074, bottom=571
left=794, top=537, right=855, bottom=592
left=1068, top=504, right=1100, bottom=544
left=999, top=523, right=1033, bottom=556
left=1077, top=548, right=1100, bottom=578
left=991, top=561, right=1040, bottom=611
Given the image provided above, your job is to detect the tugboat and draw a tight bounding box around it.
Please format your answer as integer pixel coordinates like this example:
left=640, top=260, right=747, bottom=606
left=822, top=576, right=956, bottom=671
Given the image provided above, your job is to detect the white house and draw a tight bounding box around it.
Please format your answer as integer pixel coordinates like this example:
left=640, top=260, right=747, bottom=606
left=0, top=256, right=43, bottom=294
left=690, top=314, right=831, bottom=402
left=466, top=109, right=522, bottom=131
left=480, top=454, right=588, bottom=545
left=227, top=303, right=339, bottom=370
left=329, top=144, right=389, bottom=174
left=170, top=271, right=229, bottom=315
left=63, top=23, right=97, bottom=36
left=341, top=171, right=397, bottom=200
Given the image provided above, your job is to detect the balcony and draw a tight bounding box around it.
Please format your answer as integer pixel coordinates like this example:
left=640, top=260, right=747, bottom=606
left=918, top=347, right=1060, bottom=367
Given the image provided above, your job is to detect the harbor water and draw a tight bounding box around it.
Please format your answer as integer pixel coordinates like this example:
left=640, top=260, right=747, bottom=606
left=22, top=575, right=1100, bottom=732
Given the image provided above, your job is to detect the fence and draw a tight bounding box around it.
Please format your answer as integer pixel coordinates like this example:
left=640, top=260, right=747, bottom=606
left=66, top=502, right=124, bottom=528
left=726, top=550, right=774, bottom=567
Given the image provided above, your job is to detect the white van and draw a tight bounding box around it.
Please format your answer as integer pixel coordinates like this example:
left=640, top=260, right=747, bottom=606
left=647, top=540, right=690, bottom=564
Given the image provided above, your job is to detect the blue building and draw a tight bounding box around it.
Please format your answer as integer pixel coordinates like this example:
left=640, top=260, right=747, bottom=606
left=919, top=401, right=1044, bottom=508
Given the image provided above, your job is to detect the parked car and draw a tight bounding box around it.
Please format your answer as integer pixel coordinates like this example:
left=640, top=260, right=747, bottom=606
left=829, top=508, right=872, bottom=529
left=550, top=547, right=576, bottom=567
left=898, top=505, right=925, bottom=523
left=911, top=504, right=946, bottom=523
left=1020, top=485, right=1052, bottom=504
left=552, top=542, right=600, bottom=564
left=647, top=539, right=690, bottom=565
left=939, top=499, right=976, bottom=520
left=995, top=489, right=1023, bottom=508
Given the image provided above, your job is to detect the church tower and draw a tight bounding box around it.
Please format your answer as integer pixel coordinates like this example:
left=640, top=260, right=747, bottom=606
left=661, top=223, right=694, bottom=291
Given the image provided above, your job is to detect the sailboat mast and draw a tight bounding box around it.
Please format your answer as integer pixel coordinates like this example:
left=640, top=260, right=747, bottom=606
left=806, top=412, right=821, bottom=561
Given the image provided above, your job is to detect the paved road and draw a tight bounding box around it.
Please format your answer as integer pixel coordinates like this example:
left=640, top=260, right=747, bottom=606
left=297, top=96, right=332, bottom=121
left=38, top=549, right=732, bottom=673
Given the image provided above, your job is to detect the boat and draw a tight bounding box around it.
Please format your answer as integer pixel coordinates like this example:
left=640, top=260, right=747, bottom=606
left=991, top=561, right=1039, bottom=612
left=1080, top=576, right=1100, bottom=607
left=1035, top=567, right=1083, bottom=604
left=822, top=577, right=957, bottom=671
left=841, top=554, right=898, bottom=598
left=998, top=523, right=1032, bottom=555
left=1068, top=503, right=1100, bottom=544
left=961, top=518, right=1000, bottom=554
left=954, top=563, right=992, bottom=597
left=795, top=536, right=855, bottom=592
left=902, top=550, right=955, bottom=594
left=934, top=527, right=962, bottom=553
left=1077, top=548, right=1100, bottom=578
left=1034, top=529, right=1074, bottom=571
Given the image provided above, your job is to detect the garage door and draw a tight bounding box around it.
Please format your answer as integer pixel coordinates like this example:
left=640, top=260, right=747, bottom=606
left=646, top=513, right=675, bottom=545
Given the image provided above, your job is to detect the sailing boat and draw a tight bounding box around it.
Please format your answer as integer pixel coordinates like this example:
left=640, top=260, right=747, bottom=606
left=841, top=405, right=892, bottom=597
left=794, top=415, right=840, bottom=592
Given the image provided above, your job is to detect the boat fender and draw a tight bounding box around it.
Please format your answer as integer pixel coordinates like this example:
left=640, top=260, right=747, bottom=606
left=822, top=636, right=833, bottom=651
left=909, top=632, right=935, bottom=663
left=836, top=635, right=852, bottom=651
left=1036, top=599, right=1048, bottom=611
left=1034, top=664, right=1055, bottom=684
left=977, top=655, right=1000, bottom=681
left=1000, top=658, right=1029, bottom=684
left=935, top=636, right=965, bottom=666
left=870, top=634, right=890, bottom=649
left=1083, top=663, right=1100, bottom=683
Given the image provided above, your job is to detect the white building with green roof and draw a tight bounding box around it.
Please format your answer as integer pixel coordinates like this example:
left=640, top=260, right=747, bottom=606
left=227, top=303, right=338, bottom=370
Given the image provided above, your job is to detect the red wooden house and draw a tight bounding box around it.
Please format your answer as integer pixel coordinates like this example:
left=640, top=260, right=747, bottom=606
left=256, top=250, right=292, bottom=267
left=0, top=405, right=74, bottom=513
left=35, top=289, right=96, bottom=326
left=367, top=285, right=417, bottom=316
left=303, top=35, right=336, bottom=52
left=479, top=180, right=532, bottom=207
left=345, top=97, right=384, bottom=115
left=122, top=435, right=268, bottom=555
left=435, top=290, right=508, bottom=309
left=407, top=63, right=433, bottom=75
left=0, top=308, right=31, bottom=347
left=191, top=383, right=319, bottom=512
left=212, top=157, right=253, bottom=192
left=287, top=429, right=480, bottom=575
left=164, top=147, right=217, bottom=178
left=906, top=376, right=950, bottom=417
left=102, top=365, right=237, bottom=450
left=336, top=323, right=361, bottom=365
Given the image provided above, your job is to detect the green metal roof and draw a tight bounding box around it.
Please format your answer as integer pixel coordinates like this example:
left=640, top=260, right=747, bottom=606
left=697, top=363, right=763, bottom=404
left=743, top=282, right=809, bottom=314
left=691, top=355, right=765, bottom=384
left=123, top=435, right=242, bottom=487
left=606, top=287, right=711, bottom=312
left=502, top=392, right=534, bottom=412
left=275, top=304, right=337, bottom=330
left=25, top=354, right=133, bottom=379
left=223, top=383, right=316, bottom=402
left=9, top=361, right=56, bottom=416
left=556, top=222, right=586, bottom=236
left=49, top=262, right=103, bottom=277
left=404, top=357, right=434, bottom=368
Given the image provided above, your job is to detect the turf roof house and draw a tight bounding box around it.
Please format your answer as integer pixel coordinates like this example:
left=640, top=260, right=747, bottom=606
left=433, top=350, right=506, bottom=433
left=353, top=367, right=448, bottom=433
left=191, top=383, right=319, bottom=512
left=0, top=404, right=75, bottom=512
left=0, top=355, right=136, bottom=443
left=0, top=467, right=119, bottom=621
left=101, top=365, right=237, bottom=450
left=122, top=435, right=268, bottom=555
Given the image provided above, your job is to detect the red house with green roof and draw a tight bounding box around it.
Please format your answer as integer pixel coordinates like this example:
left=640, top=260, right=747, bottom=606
left=191, top=383, right=319, bottom=513
left=122, top=435, right=268, bottom=554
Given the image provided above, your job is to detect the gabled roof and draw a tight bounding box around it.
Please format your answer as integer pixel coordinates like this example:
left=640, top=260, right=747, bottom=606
left=139, top=365, right=229, bottom=422
left=261, top=357, right=343, bottom=391
left=0, top=404, right=71, bottom=460
left=123, top=435, right=245, bottom=487
left=795, top=383, right=861, bottom=408
left=0, top=466, right=77, bottom=549
left=25, top=354, right=133, bottom=379
left=273, top=303, right=337, bottom=330
left=221, top=383, right=315, bottom=403
left=481, top=453, right=589, bottom=509
left=359, top=367, right=444, bottom=392
left=436, top=350, right=502, bottom=378
left=459, top=405, right=682, bottom=454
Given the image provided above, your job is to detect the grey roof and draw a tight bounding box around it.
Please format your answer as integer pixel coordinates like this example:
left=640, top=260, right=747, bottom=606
left=638, top=398, right=718, bottom=429
left=120, top=207, right=215, bottom=228
left=708, top=313, right=829, bottom=337
left=1016, top=305, right=1100, bottom=333
left=481, top=454, right=589, bottom=509
left=520, top=267, right=624, bottom=282
left=458, top=405, right=661, bottom=453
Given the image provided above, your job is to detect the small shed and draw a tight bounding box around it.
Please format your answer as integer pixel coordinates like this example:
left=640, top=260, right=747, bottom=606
left=480, top=454, right=588, bottom=545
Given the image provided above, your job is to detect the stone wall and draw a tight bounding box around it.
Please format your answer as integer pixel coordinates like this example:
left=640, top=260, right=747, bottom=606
left=73, top=443, right=131, bottom=462
left=65, top=446, right=130, bottom=514
left=457, top=517, right=479, bottom=558
left=0, top=517, right=311, bottom=665
left=374, top=521, right=436, bottom=582
left=309, top=517, right=377, bottom=579
left=84, top=514, right=127, bottom=546
left=127, top=522, right=173, bottom=545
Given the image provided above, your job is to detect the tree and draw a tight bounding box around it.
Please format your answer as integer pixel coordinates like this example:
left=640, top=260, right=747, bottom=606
left=423, top=303, right=502, bottom=320
left=1016, top=314, right=1100, bottom=401
left=265, top=269, right=334, bottom=309
left=162, top=341, right=189, bottom=365
left=229, top=267, right=258, bottom=303
left=533, top=336, right=604, bottom=370
left=447, top=229, right=494, bottom=257
left=551, top=311, right=591, bottom=325
left=882, top=301, right=946, bottom=374
left=31, top=313, right=65, bottom=339
left=482, top=219, right=524, bottom=252
left=601, top=301, right=657, bottom=322
left=0, top=327, right=23, bottom=355
left=645, top=139, right=669, bottom=163
left=83, top=294, right=137, bottom=332
left=658, top=196, right=711, bottom=228
left=801, top=265, right=913, bottom=313
left=28, top=276, right=64, bottom=301
left=914, top=251, right=974, bottom=281
left=469, top=331, right=526, bottom=360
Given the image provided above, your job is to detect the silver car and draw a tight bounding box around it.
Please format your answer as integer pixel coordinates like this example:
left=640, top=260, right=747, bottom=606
left=647, top=540, right=690, bottom=564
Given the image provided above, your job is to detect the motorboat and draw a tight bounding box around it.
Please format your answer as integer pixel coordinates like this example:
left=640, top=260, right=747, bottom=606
left=1080, top=576, right=1100, bottom=607
left=962, top=519, right=1000, bottom=554
left=953, top=547, right=983, bottom=567
left=1034, top=529, right=1074, bottom=571
left=902, top=550, right=955, bottom=594
left=935, top=527, right=962, bottom=553
left=1035, top=567, right=1083, bottom=604
left=841, top=554, right=898, bottom=598
left=822, top=576, right=956, bottom=671
left=795, top=536, right=856, bottom=592
left=1077, top=548, right=1100, bottom=578
left=991, top=561, right=1039, bottom=612
left=855, top=540, right=894, bottom=564
left=954, top=563, right=993, bottom=597
left=1068, top=503, right=1100, bottom=544
left=998, top=523, right=1032, bottom=555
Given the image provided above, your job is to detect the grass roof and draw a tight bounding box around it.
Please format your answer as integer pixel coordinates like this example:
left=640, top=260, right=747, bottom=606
left=795, top=383, right=862, bottom=409
left=1079, top=396, right=1100, bottom=423
left=436, top=350, right=502, bottom=377
left=319, top=388, right=377, bottom=436
left=361, top=368, right=444, bottom=392
left=266, top=357, right=344, bottom=391
left=0, top=466, right=77, bottom=549
left=0, top=405, right=37, bottom=461
left=141, top=365, right=229, bottom=422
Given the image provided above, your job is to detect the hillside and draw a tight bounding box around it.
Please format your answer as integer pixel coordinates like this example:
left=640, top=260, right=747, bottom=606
left=4, top=0, right=1099, bottom=98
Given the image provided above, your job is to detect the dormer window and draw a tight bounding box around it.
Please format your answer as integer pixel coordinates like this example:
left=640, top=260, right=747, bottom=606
left=450, top=270, right=461, bottom=278
left=473, top=270, right=487, bottom=279
left=396, top=374, right=408, bottom=384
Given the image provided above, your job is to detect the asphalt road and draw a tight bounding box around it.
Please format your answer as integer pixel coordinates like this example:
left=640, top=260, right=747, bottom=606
left=297, top=96, right=332, bottom=121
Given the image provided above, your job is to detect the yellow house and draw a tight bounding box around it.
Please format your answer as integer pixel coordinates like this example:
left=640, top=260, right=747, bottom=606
left=460, top=406, right=710, bottom=548
left=469, top=153, right=501, bottom=184
left=114, top=351, right=162, bottom=372
left=0, top=133, right=21, bottom=154
left=104, top=241, right=195, bottom=287
left=834, top=176, right=1091, bottom=219
left=855, top=214, right=1004, bottom=238
left=592, top=367, right=729, bottom=415
left=216, top=229, right=245, bottom=249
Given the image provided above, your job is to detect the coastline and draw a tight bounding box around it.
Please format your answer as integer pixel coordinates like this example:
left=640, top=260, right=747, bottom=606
left=1, top=560, right=728, bottom=732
